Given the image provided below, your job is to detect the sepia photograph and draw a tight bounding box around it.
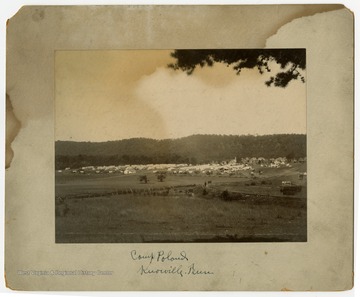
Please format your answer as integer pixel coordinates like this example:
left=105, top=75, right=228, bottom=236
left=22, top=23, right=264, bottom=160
left=55, top=49, right=307, bottom=243
left=4, top=3, right=354, bottom=291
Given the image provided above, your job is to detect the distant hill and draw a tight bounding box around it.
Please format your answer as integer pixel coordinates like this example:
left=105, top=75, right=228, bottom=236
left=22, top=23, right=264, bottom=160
left=55, top=134, right=306, bottom=169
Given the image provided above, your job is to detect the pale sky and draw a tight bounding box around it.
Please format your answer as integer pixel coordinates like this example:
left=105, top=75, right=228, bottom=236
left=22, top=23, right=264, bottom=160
left=55, top=50, right=306, bottom=141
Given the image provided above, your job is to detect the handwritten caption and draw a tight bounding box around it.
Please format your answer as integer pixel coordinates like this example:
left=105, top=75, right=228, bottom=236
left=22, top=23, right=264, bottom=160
left=131, top=250, right=214, bottom=277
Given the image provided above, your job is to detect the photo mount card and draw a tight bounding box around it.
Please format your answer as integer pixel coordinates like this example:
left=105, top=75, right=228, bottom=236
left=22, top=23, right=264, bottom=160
left=5, top=5, right=354, bottom=291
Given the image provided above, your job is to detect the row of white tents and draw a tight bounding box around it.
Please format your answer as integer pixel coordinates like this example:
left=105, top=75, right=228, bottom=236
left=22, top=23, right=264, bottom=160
left=59, top=156, right=301, bottom=175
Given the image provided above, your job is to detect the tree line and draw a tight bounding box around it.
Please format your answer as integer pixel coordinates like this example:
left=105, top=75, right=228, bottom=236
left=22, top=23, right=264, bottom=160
left=55, top=134, right=306, bottom=170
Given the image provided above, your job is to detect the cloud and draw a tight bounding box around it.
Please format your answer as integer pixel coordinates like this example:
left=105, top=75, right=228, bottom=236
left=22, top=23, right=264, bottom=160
left=136, top=65, right=306, bottom=138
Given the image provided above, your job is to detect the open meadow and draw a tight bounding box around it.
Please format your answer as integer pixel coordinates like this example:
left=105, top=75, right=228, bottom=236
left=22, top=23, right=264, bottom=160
left=55, top=163, right=307, bottom=243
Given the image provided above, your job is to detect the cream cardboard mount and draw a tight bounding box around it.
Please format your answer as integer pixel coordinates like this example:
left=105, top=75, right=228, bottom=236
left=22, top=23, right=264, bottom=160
left=5, top=5, right=354, bottom=291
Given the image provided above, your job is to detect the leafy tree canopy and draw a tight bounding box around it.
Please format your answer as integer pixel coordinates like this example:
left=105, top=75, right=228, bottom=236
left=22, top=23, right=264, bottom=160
left=168, top=49, right=306, bottom=88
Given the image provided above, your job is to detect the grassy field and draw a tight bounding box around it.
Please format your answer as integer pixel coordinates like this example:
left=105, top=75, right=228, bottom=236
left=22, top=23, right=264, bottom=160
left=55, top=164, right=307, bottom=243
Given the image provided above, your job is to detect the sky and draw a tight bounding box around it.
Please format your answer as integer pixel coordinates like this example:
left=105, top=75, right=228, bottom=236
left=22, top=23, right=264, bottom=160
left=55, top=50, right=306, bottom=142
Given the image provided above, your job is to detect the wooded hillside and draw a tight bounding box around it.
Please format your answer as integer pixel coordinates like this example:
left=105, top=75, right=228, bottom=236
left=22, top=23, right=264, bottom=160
left=55, top=134, right=306, bottom=169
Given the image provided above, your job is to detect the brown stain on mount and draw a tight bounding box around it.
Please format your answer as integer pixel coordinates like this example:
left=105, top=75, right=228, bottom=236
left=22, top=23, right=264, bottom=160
left=4, top=271, right=22, bottom=291
left=32, top=8, right=45, bottom=22
left=265, top=4, right=344, bottom=43
left=6, top=94, right=21, bottom=169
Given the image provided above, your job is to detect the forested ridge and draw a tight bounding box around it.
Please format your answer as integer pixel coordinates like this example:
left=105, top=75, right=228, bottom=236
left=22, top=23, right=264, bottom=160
left=55, top=134, right=306, bottom=169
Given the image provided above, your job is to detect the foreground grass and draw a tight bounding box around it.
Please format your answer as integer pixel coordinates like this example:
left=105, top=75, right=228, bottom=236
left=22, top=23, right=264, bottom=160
left=56, top=194, right=306, bottom=243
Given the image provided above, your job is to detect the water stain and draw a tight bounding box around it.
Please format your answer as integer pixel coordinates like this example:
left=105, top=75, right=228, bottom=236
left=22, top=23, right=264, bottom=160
left=6, top=94, right=21, bottom=169
left=266, top=4, right=343, bottom=45
left=32, top=9, right=45, bottom=22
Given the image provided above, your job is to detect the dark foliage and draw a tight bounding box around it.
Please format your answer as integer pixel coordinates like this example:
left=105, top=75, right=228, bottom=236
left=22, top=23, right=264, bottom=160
left=220, top=190, right=231, bottom=201
left=157, top=172, right=166, bottom=182
left=168, top=49, right=306, bottom=87
left=139, top=175, right=148, bottom=184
